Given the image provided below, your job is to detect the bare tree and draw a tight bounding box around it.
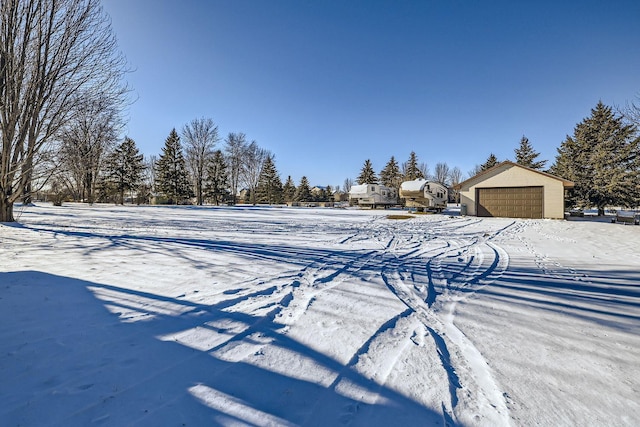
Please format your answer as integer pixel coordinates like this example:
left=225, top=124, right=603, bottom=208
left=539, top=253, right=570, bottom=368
left=0, top=0, right=129, bottom=221
left=182, top=117, right=219, bottom=205
left=241, top=141, right=269, bottom=205
left=619, top=92, right=640, bottom=127
left=434, top=162, right=450, bottom=185
left=224, top=132, right=248, bottom=204
left=468, top=165, right=482, bottom=178
left=449, top=166, right=463, bottom=204
left=418, top=162, right=430, bottom=180
left=343, top=178, right=353, bottom=193
left=56, top=95, right=121, bottom=203
left=449, top=166, right=462, bottom=186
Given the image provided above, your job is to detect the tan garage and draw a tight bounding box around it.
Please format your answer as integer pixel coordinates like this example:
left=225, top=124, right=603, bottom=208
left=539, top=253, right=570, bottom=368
left=454, top=161, right=574, bottom=219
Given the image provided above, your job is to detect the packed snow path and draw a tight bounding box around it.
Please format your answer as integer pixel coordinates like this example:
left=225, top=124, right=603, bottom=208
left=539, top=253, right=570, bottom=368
left=1, top=204, right=639, bottom=426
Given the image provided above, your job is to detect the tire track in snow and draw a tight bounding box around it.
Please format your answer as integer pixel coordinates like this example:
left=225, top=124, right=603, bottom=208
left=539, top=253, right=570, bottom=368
left=376, top=220, right=513, bottom=426
left=274, top=249, right=380, bottom=327
left=301, top=308, right=416, bottom=425
left=168, top=215, right=512, bottom=426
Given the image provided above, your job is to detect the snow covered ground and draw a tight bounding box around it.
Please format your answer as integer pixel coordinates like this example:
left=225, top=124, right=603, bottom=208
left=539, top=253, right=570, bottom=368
left=1, top=203, right=638, bottom=426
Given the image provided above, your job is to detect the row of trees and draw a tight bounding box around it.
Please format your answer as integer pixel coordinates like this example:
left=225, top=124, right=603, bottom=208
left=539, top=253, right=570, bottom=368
left=44, top=118, right=343, bottom=208
left=152, top=124, right=339, bottom=206
left=355, top=151, right=465, bottom=190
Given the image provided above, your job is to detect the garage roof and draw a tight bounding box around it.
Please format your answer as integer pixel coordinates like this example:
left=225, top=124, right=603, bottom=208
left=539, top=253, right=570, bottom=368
left=453, top=161, right=574, bottom=190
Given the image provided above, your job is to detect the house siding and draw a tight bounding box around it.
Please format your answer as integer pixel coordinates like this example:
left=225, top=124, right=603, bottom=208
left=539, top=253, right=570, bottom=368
left=458, top=163, right=567, bottom=219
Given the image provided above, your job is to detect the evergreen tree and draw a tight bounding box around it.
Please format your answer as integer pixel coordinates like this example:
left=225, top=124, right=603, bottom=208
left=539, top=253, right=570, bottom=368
left=103, top=137, right=145, bottom=204
left=255, top=155, right=283, bottom=204
left=552, top=101, right=640, bottom=214
left=204, top=150, right=229, bottom=205
left=514, top=136, right=547, bottom=170
left=379, top=156, right=403, bottom=189
left=356, top=159, right=378, bottom=184
left=403, top=151, right=425, bottom=180
left=325, top=185, right=334, bottom=202
left=480, top=153, right=499, bottom=171
left=155, top=129, right=192, bottom=204
left=282, top=176, right=296, bottom=203
left=295, top=176, right=313, bottom=202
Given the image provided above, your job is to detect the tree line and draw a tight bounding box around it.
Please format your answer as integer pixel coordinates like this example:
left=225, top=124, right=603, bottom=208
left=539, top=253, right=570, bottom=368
left=150, top=121, right=339, bottom=206
left=46, top=118, right=342, bottom=207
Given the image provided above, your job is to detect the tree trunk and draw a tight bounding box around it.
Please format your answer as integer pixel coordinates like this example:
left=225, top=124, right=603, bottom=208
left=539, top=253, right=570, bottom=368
left=20, top=154, right=34, bottom=205
left=197, top=179, right=203, bottom=205
left=0, top=197, right=15, bottom=222
left=22, top=182, right=32, bottom=205
left=86, top=172, right=94, bottom=204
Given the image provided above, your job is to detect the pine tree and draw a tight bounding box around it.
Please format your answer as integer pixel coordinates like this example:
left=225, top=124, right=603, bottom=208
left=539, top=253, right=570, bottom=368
left=379, top=156, right=403, bottom=189
left=204, top=150, right=229, bottom=205
left=103, top=137, right=145, bottom=204
left=155, top=129, right=192, bottom=204
left=255, top=155, right=283, bottom=204
left=295, top=176, right=312, bottom=202
left=552, top=101, right=640, bottom=214
left=480, top=153, right=499, bottom=171
left=356, top=159, right=378, bottom=184
left=403, top=151, right=425, bottom=180
left=514, top=136, right=547, bottom=170
left=325, top=185, right=334, bottom=202
left=282, top=176, right=296, bottom=204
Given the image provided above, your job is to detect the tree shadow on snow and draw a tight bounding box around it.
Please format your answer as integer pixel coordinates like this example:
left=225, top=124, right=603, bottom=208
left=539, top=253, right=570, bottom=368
left=22, top=224, right=364, bottom=272
left=0, top=271, right=453, bottom=427
left=472, top=266, right=640, bottom=333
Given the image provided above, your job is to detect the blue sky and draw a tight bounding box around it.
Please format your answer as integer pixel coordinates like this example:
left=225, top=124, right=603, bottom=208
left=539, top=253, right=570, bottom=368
left=102, top=0, right=640, bottom=188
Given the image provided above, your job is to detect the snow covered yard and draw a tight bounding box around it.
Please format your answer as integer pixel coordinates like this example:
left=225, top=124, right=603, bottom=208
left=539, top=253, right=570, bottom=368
left=1, top=203, right=638, bottom=426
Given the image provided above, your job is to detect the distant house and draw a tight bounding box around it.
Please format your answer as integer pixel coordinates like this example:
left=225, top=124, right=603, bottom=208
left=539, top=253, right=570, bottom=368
left=453, top=161, right=574, bottom=219
left=237, top=188, right=250, bottom=204
left=311, top=185, right=326, bottom=195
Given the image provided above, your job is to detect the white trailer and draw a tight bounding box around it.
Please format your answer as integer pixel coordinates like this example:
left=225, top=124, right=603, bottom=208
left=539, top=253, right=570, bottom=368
left=349, top=184, right=397, bottom=208
left=399, top=179, right=448, bottom=212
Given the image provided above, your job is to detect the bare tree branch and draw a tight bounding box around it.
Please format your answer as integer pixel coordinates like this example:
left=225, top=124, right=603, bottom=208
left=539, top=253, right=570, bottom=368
left=0, top=0, right=130, bottom=221
left=182, top=117, right=219, bottom=205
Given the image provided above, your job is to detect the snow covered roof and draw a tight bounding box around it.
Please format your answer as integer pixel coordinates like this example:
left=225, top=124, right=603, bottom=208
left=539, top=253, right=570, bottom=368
left=349, top=184, right=370, bottom=195
left=400, top=179, right=427, bottom=192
